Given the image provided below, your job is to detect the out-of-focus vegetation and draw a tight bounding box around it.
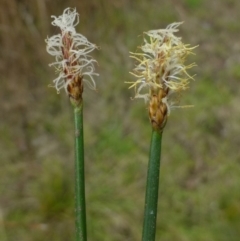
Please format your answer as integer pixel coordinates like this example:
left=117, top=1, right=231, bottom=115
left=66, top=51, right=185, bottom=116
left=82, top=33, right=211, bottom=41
left=0, top=0, right=240, bottom=240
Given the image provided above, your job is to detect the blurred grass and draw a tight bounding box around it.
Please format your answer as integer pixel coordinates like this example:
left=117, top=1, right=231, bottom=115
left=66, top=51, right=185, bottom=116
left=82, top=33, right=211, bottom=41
left=1, top=0, right=240, bottom=240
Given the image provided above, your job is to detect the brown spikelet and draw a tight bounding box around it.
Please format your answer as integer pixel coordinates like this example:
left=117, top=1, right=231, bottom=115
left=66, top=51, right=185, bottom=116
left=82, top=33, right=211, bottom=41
left=128, top=22, right=197, bottom=126
left=46, top=8, right=98, bottom=104
left=149, top=88, right=168, bottom=132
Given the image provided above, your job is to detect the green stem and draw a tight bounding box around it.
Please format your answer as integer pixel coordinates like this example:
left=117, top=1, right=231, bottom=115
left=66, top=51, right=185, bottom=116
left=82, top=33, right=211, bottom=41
left=74, top=104, right=87, bottom=241
left=142, top=129, right=163, bottom=241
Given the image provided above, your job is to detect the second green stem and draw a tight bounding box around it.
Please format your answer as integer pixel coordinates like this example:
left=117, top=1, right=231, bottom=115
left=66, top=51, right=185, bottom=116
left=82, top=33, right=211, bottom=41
left=142, top=129, right=163, bottom=241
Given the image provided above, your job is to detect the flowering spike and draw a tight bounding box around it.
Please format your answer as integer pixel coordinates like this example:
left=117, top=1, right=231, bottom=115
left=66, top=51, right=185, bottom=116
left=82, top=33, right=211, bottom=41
left=128, top=22, right=197, bottom=131
left=46, top=8, right=98, bottom=105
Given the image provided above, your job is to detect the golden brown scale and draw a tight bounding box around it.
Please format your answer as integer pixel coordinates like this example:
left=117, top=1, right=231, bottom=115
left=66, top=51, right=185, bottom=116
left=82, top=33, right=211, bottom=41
left=67, top=75, right=84, bottom=105
left=148, top=88, right=168, bottom=132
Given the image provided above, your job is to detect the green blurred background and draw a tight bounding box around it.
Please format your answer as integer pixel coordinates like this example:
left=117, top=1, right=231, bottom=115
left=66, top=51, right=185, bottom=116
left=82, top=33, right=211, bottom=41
left=1, top=0, right=240, bottom=240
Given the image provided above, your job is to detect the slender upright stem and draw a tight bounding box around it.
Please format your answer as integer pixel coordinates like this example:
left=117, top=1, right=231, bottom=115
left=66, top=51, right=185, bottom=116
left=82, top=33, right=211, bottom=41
left=74, top=104, right=87, bottom=241
left=142, top=129, right=163, bottom=241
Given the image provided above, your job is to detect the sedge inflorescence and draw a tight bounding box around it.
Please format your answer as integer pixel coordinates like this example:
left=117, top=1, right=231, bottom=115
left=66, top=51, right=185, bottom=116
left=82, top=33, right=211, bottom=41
left=128, top=22, right=197, bottom=131
left=46, top=8, right=98, bottom=104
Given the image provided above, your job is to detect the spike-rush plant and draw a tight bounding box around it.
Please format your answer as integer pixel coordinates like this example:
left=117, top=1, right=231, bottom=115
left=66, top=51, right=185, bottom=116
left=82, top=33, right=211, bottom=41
left=127, top=22, right=197, bottom=241
left=46, top=8, right=98, bottom=241
left=46, top=8, right=196, bottom=240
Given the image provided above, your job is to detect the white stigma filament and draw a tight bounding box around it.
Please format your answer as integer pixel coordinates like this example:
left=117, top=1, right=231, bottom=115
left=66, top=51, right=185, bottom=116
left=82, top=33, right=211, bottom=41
left=46, top=8, right=98, bottom=94
left=128, top=22, right=197, bottom=112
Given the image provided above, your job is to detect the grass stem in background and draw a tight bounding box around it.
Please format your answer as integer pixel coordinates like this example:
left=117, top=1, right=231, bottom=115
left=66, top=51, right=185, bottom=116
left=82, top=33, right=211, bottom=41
left=142, top=130, right=162, bottom=241
left=74, top=104, right=87, bottom=241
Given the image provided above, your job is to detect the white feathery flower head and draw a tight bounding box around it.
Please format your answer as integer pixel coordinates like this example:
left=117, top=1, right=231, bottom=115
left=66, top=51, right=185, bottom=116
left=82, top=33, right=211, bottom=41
left=128, top=22, right=197, bottom=114
left=46, top=8, right=98, bottom=99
